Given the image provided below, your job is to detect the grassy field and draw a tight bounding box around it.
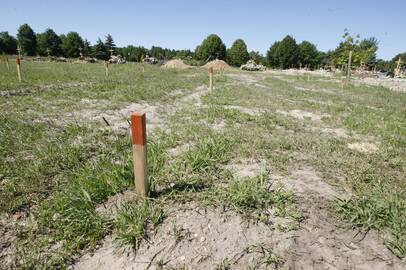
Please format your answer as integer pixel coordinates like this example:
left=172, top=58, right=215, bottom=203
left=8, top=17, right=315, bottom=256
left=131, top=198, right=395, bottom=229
left=0, top=60, right=405, bottom=269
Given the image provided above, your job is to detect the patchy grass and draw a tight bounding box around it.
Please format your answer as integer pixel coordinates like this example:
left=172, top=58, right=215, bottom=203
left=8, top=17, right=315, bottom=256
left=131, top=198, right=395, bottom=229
left=114, top=199, right=164, bottom=250
left=1, top=62, right=405, bottom=267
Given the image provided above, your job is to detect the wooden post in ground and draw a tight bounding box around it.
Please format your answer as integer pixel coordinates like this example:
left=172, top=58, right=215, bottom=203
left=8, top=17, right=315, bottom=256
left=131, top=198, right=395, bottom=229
left=16, top=58, right=22, bottom=82
left=104, top=60, right=109, bottom=77
left=346, top=50, right=352, bottom=83
left=209, top=67, right=213, bottom=91
left=5, top=57, right=9, bottom=70
left=131, top=112, right=148, bottom=197
left=394, top=58, right=403, bottom=77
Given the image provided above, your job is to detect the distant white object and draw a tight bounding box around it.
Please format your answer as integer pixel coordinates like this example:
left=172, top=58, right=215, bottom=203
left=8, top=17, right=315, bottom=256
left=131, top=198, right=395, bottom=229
left=109, top=55, right=126, bottom=64
left=240, top=60, right=266, bottom=71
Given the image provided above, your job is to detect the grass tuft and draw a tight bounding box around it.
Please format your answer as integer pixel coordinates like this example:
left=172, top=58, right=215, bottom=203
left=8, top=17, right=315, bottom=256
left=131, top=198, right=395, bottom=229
left=114, top=199, right=164, bottom=250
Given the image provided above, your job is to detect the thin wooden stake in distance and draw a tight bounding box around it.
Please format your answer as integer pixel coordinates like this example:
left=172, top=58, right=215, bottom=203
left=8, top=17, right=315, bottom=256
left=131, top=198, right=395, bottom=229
left=5, top=57, right=10, bottom=70
left=209, top=67, right=213, bottom=91
left=346, top=50, right=352, bottom=83
left=104, top=60, right=109, bottom=77
left=131, top=112, right=148, bottom=197
left=16, top=58, right=22, bottom=82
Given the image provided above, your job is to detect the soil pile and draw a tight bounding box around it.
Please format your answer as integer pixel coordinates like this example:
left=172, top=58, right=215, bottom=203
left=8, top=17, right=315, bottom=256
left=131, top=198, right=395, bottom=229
left=161, top=59, right=191, bottom=69
left=203, top=59, right=230, bottom=70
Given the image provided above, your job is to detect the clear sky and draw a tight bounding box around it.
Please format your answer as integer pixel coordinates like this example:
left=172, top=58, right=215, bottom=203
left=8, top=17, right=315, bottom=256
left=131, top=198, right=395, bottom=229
left=1, top=0, right=405, bottom=60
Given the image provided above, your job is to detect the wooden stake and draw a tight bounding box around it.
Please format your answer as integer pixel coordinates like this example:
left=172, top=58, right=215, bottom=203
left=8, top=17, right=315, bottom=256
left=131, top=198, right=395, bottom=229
left=209, top=67, right=213, bottom=91
left=16, top=58, right=22, bottom=82
left=346, top=50, right=352, bottom=83
left=131, top=112, right=148, bottom=197
left=6, top=57, right=9, bottom=70
left=395, top=58, right=403, bottom=77
left=104, top=60, right=109, bottom=77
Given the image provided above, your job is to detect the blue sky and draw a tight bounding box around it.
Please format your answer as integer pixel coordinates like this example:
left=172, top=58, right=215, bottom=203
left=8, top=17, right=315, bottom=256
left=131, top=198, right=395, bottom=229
left=1, top=0, right=405, bottom=60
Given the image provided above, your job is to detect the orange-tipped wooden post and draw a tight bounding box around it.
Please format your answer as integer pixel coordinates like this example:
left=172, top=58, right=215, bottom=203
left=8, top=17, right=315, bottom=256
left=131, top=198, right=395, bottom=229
left=16, top=58, right=22, bottom=82
left=131, top=112, right=148, bottom=197
left=209, top=67, right=213, bottom=91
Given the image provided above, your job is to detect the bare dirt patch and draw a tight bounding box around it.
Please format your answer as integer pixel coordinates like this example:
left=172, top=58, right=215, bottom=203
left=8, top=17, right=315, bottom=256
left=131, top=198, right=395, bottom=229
left=225, top=105, right=265, bottom=116
left=268, top=166, right=404, bottom=269
left=167, top=142, right=194, bottom=158
left=96, top=190, right=137, bottom=217
left=74, top=205, right=279, bottom=270
left=317, top=127, right=350, bottom=139
left=355, top=77, right=406, bottom=93
left=224, top=158, right=268, bottom=179
left=71, top=103, right=163, bottom=133
left=347, top=142, right=379, bottom=153
left=175, top=85, right=208, bottom=107
left=274, top=166, right=338, bottom=199
left=226, top=73, right=259, bottom=84
left=74, top=166, right=405, bottom=269
left=294, top=85, right=336, bottom=95
left=277, top=109, right=330, bottom=122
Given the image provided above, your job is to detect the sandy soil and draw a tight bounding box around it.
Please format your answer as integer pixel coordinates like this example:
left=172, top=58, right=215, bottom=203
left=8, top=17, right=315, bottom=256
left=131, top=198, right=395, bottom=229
left=74, top=166, right=404, bottom=269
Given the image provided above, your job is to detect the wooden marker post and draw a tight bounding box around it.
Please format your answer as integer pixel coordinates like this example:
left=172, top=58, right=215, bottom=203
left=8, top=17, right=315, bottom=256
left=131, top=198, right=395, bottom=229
left=346, top=50, right=352, bottom=83
left=209, top=67, right=213, bottom=91
left=131, top=112, right=148, bottom=197
left=395, top=58, right=402, bottom=77
left=6, top=57, right=9, bottom=70
left=16, top=58, right=22, bottom=82
left=104, top=60, right=109, bottom=77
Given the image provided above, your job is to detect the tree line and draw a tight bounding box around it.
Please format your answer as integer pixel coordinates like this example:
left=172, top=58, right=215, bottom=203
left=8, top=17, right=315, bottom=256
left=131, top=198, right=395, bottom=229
left=0, top=23, right=404, bottom=71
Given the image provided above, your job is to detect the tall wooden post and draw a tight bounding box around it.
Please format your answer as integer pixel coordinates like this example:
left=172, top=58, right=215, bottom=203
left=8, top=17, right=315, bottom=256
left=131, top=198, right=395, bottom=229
left=104, top=60, right=109, bottom=77
left=394, top=58, right=403, bottom=77
left=209, top=67, right=213, bottom=91
left=131, top=112, right=148, bottom=197
left=5, top=57, right=9, bottom=70
left=346, top=50, right=352, bottom=83
left=16, top=58, right=22, bottom=82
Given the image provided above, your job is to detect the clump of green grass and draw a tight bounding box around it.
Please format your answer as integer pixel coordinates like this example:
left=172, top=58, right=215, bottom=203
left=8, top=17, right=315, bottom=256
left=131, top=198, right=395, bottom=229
left=208, top=173, right=299, bottom=222
left=184, top=136, right=233, bottom=173
left=114, top=199, right=164, bottom=250
left=337, top=187, right=406, bottom=258
left=36, top=156, right=133, bottom=249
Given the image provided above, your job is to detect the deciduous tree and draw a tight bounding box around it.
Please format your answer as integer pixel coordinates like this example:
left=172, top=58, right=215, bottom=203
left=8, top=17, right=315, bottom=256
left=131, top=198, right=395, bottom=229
left=0, top=31, right=17, bottom=54
left=60, top=32, right=84, bottom=58
left=17, top=23, right=37, bottom=56
left=195, top=34, right=226, bottom=61
left=36, top=28, right=61, bottom=56
left=227, top=39, right=249, bottom=67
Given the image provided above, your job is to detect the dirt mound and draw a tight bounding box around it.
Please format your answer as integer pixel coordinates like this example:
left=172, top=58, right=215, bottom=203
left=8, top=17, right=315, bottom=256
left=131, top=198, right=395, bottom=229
left=203, top=59, right=230, bottom=70
left=161, top=59, right=191, bottom=69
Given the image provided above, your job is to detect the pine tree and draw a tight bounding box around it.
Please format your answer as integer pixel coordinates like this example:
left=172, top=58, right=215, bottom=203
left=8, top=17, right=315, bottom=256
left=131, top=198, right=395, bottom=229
left=94, top=38, right=108, bottom=60
left=105, top=34, right=116, bottom=56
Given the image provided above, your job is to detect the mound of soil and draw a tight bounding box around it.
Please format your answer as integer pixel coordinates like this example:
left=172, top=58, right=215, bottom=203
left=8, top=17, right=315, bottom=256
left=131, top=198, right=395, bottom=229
left=203, top=59, right=230, bottom=70
left=161, top=59, right=191, bottom=69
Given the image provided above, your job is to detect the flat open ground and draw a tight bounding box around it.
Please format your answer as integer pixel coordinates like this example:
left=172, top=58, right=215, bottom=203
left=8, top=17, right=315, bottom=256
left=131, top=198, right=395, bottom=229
left=0, top=61, right=405, bottom=269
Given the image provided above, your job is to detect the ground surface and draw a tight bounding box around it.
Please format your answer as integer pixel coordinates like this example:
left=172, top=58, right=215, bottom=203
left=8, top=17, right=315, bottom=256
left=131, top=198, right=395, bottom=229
left=0, top=61, right=405, bottom=269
